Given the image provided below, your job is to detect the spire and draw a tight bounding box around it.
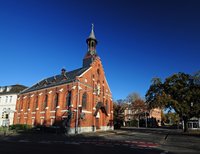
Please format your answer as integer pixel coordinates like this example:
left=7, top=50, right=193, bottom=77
left=83, top=24, right=98, bottom=67
left=86, top=23, right=98, bottom=45
left=88, top=24, right=96, bottom=40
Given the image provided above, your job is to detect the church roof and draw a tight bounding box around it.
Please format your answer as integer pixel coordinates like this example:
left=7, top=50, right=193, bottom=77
left=21, top=67, right=90, bottom=94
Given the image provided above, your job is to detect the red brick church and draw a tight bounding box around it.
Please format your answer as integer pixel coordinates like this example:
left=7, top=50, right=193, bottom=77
left=14, top=25, right=113, bottom=134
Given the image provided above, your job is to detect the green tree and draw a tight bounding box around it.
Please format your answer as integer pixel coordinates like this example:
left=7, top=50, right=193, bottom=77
left=113, top=100, right=126, bottom=128
left=126, top=92, right=141, bottom=103
left=146, top=72, right=200, bottom=132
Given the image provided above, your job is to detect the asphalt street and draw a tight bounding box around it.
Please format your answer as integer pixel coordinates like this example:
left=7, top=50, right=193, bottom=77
left=0, top=128, right=199, bottom=154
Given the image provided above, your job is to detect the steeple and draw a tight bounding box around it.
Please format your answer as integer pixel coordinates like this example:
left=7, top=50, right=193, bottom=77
left=83, top=24, right=98, bottom=67
left=86, top=24, right=98, bottom=54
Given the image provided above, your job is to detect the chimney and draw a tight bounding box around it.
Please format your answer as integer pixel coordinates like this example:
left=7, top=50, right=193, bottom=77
left=61, top=68, right=66, bottom=75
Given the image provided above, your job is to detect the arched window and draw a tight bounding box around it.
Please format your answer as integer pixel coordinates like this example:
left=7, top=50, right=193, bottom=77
left=24, top=99, right=28, bottom=112
left=27, top=97, right=30, bottom=110
left=105, top=100, right=109, bottom=113
left=52, top=93, right=58, bottom=110
left=91, top=41, right=94, bottom=47
left=33, top=96, right=38, bottom=111
left=82, top=92, right=87, bottom=109
left=42, top=95, right=48, bottom=110
left=64, top=91, right=71, bottom=108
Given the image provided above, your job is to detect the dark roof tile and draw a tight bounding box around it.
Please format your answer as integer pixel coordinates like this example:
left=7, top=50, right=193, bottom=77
left=21, top=67, right=89, bottom=94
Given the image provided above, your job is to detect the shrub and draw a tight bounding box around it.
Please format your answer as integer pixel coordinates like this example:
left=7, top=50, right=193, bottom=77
left=9, top=124, right=32, bottom=131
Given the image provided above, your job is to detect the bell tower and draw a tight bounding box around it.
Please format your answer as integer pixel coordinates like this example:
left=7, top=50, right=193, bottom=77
left=83, top=24, right=98, bottom=67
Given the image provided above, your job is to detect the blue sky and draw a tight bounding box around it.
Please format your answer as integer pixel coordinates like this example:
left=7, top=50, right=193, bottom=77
left=0, top=0, right=200, bottom=101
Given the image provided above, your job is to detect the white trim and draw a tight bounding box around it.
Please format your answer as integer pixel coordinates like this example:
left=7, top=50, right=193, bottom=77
left=23, top=96, right=27, bottom=99
left=56, top=106, right=60, bottom=109
left=61, top=110, right=68, bottom=112
left=48, top=90, right=52, bottom=94
left=32, top=117, right=35, bottom=119
left=31, top=94, right=34, bottom=97
left=78, top=67, right=92, bottom=78
left=40, top=111, right=45, bottom=113
left=50, top=111, right=56, bottom=113
left=39, top=92, right=43, bottom=96
left=40, top=117, right=44, bottom=119
left=24, top=112, right=28, bottom=114
left=31, top=112, right=36, bottom=114
left=82, top=110, right=92, bottom=114
left=50, top=116, right=55, bottom=118
left=45, top=107, right=49, bottom=110
left=59, top=88, right=63, bottom=92
left=62, top=116, right=68, bottom=118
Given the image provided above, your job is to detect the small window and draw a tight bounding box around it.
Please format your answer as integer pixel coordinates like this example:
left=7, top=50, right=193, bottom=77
left=97, top=69, right=100, bottom=76
left=5, top=96, right=8, bottom=103
left=9, top=96, right=12, bottom=103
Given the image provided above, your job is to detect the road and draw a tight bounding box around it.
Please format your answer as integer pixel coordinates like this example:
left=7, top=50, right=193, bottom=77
left=0, top=128, right=199, bottom=154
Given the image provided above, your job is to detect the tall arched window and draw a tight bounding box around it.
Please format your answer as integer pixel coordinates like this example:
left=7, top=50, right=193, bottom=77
left=64, top=91, right=71, bottom=108
left=82, top=92, right=87, bottom=109
left=42, top=95, right=48, bottom=110
left=105, top=100, right=109, bottom=113
left=27, top=97, right=30, bottom=110
left=33, top=96, right=38, bottom=111
left=52, top=93, right=58, bottom=110
left=24, top=99, right=28, bottom=112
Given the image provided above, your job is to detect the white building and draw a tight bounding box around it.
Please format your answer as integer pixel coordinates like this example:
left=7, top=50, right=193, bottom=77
left=0, top=85, right=27, bottom=126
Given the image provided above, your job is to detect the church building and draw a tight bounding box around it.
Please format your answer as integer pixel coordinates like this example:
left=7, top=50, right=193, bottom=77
left=14, top=25, right=113, bottom=134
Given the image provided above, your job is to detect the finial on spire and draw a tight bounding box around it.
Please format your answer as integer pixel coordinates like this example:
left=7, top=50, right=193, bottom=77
left=88, top=23, right=96, bottom=40
left=91, top=23, right=94, bottom=31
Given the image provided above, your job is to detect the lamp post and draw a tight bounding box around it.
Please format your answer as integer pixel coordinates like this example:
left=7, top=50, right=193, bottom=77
left=70, top=80, right=112, bottom=134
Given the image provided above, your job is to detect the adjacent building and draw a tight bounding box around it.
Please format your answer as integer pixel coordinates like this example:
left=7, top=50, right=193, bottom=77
left=14, top=25, right=113, bottom=134
left=124, top=106, right=161, bottom=127
left=0, top=85, right=27, bottom=126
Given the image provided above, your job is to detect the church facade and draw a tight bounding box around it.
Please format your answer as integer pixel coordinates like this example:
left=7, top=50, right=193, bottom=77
left=14, top=26, right=113, bottom=134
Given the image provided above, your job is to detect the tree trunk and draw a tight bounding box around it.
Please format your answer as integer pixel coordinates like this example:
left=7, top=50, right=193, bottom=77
left=183, top=116, right=188, bottom=132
